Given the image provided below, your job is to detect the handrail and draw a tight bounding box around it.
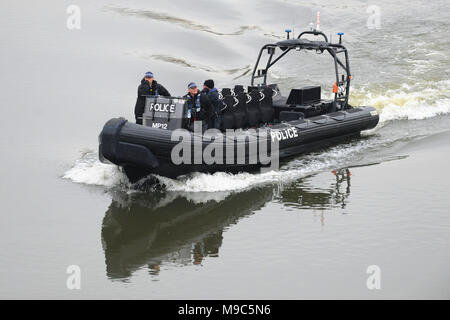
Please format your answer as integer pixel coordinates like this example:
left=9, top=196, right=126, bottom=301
left=251, top=30, right=351, bottom=110
left=297, top=30, right=328, bottom=42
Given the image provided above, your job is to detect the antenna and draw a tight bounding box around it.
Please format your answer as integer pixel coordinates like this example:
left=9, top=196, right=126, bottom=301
left=316, top=11, right=320, bottom=31
left=289, top=18, right=295, bottom=39
left=292, top=19, right=295, bottom=39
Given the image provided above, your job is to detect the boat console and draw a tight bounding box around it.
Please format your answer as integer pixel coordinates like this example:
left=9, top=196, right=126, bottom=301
left=142, top=96, right=187, bottom=130
left=272, top=85, right=335, bottom=119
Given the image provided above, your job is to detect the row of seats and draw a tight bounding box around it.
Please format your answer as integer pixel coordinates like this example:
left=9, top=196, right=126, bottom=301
left=219, top=86, right=275, bottom=130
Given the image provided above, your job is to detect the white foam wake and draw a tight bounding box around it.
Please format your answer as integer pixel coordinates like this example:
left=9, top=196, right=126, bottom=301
left=156, top=139, right=375, bottom=193
left=350, top=80, right=450, bottom=122
left=63, top=137, right=370, bottom=193
left=380, top=97, right=450, bottom=122
left=62, top=151, right=128, bottom=188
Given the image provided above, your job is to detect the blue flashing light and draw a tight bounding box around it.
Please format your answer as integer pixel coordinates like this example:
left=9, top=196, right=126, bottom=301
left=337, top=32, right=344, bottom=35
left=285, top=29, right=292, bottom=39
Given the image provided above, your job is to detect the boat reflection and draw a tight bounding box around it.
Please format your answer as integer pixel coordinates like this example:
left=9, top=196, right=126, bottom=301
left=101, top=169, right=352, bottom=280
left=101, top=187, right=274, bottom=280
left=278, top=168, right=352, bottom=210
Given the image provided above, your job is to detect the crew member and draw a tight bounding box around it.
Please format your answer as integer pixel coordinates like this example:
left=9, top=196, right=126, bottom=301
left=202, top=79, right=221, bottom=129
left=183, top=82, right=201, bottom=130
left=134, top=71, right=171, bottom=124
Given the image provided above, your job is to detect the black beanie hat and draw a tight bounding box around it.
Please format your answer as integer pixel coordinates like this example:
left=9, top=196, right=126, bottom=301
left=204, top=79, right=214, bottom=89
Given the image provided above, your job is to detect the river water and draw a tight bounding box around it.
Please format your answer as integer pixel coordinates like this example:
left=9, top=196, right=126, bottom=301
left=0, top=0, right=449, bottom=299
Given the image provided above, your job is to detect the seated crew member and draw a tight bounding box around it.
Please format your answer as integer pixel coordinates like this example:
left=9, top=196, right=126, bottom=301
left=202, top=79, right=221, bottom=129
left=134, top=71, right=171, bottom=124
left=183, top=82, right=202, bottom=130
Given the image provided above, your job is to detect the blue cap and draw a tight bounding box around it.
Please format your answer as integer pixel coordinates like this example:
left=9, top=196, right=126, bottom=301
left=188, top=82, right=197, bottom=89
left=145, top=71, right=154, bottom=78
left=337, top=32, right=344, bottom=35
left=285, top=29, right=292, bottom=33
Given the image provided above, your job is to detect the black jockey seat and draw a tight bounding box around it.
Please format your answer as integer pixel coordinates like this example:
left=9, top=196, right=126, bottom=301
left=221, top=88, right=232, bottom=97
left=234, top=85, right=245, bottom=95
left=260, top=86, right=275, bottom=123
left=247, top=90, right=262, bottom=127
left=234, top=92, right=249, bottom=129
left=221, top=95, right=236, bottom=130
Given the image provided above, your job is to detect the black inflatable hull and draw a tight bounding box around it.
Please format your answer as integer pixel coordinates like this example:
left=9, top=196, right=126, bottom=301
left=99, top=106, right=379, bottom=182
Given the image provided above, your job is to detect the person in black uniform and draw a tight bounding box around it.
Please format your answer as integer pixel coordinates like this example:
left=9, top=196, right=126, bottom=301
left=183, top=82, right=213, bottom=131
left=202, top=79, right=221, bottom=129
left=183, top=82, right=201, bottom=130
left=134, top=71, right=171, bottom=124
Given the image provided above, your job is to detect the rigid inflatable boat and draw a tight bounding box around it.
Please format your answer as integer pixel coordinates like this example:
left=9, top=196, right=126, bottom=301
left=99, top=30, right=379, bottom=182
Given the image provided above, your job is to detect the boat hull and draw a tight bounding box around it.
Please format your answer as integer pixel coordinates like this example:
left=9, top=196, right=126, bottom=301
left=99, top=107, right=379, bottom=182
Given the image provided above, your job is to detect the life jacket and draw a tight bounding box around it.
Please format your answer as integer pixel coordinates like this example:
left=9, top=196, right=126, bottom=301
left=186, top=93, right=201, bottom=119
left=149, top=83, right=159, bottom=96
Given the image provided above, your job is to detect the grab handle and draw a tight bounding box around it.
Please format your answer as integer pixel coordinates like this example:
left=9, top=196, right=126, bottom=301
left=297, top=30, right=328, bottom=42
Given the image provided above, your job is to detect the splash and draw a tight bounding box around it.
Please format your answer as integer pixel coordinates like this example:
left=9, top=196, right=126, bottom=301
left=155, top=138, right=379, bottom=193
left=63, top=137, right=374, bottom=193
left=62, top=151, right=128, bottom=188
left=350, top=80, right=450, bottom=122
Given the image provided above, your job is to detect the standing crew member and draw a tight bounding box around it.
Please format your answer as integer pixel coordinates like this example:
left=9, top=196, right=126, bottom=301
left=202, top=79, right=221, bottom=129
left=134, top=71, right=171, bottom=124
left=183, top=82, right=202, bottom=131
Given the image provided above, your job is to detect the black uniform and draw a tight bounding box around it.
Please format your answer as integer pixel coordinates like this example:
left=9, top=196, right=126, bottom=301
left=204, top=87, right=221, bottom=129
left=199, top=88, right=215, bottom=129
left=183, top=91, right=200, bottom=130
left=134, top=79, right=171, bottom=124
left=183, top=90, right=212, bottom=131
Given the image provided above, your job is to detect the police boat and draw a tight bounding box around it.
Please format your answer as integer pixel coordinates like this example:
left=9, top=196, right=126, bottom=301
left=99, top=30, right=379, bottom=182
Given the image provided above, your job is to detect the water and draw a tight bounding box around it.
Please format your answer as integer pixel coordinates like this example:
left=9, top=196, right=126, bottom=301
left=1, top=0, right=449, bottom=299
